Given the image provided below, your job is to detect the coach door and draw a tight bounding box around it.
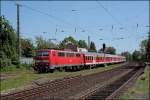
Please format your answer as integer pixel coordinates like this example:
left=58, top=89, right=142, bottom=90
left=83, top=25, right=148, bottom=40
left=93, top=56, right=96, bottom=64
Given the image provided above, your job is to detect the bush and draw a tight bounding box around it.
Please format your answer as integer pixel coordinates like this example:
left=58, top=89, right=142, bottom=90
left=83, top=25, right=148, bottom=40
left=11, top=55, right=19, bottom=65
left=0, top=64, right=20, bottom=72
left=0, top=58, right=11, bottom=68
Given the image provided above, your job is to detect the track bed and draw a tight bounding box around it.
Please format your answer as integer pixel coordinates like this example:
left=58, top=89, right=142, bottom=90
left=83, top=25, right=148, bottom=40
left=0, top=62, right=145, bottom=100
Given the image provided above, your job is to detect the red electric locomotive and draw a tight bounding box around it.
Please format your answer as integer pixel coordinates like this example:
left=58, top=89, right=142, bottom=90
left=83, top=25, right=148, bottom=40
left=34, top=49, right=84, bottom=72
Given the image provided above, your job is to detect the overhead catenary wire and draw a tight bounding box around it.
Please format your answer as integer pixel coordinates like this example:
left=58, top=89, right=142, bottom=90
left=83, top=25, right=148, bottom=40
left=95, top=1, right=148, bottom=38
left=14, top=2, right=148, bottom=46
left=96, top=1, right=123, bottom=26
left=21, top=4, right=96, bottom=37
left=21, top=3, right=148, bottom=34
left=95, top=0, right=135, bottom=41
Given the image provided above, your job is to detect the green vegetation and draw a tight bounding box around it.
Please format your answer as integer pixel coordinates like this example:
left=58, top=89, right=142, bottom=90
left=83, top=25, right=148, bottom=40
left=0, top=16, right=34, bottom=67
left=35, top=36, right=57, bottom=49
left=0, top=64, right=122, bottom=91
left=78, top=40, right=88, bottom=49
left=146, top=32, right=150, bottom=62
left=120, top=37, right=149, bottom=62
left=89, top=41, right=97, bottom=52
left=119, top=66, right=149, bottom=99
left=0, top=64, right=32, bottom=73
left=0, top=16, right=18, bottom=67
left=0, top=65, right=21, bottom=72
left=121, top=51, right=132, bottom=61
left=131, top=37, right=149, bottom=62
left=21, top=38, right=34, bottom=57
left=99, top=46, right=116, bottom=54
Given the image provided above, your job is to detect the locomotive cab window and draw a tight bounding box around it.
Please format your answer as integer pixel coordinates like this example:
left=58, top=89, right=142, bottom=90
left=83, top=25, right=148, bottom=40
left=58, top=52, right=65, bottom=57
left=36, top=51, right=49, bottom=56
left=43, top=52, right=49, bottom=56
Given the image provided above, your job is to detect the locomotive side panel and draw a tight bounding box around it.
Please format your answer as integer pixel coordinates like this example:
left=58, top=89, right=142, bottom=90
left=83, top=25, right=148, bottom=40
left=50, top=50, right=84, bottom=68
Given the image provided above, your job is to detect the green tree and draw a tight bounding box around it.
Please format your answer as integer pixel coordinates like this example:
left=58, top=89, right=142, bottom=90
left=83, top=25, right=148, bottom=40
left=98, top=46, right=116, bottom=54
left=35, top=36, right=56, bottom=49
left=59, top=36, right=78, bottom=49
left=121, top=51, right=132, bottom=61
left=140, top=39, right=148, bottom=61
left=146, top=32, right=150, bottom=62
left=105, top=47, right=116, bottom=54
left=78, top=40, right=88, bottom=49
left=140, top=39, right=148, bottom=54
left=64, top=36, right=78, bottom=45
left=0, top=16, right=18, bottom=66
left=21, top=38, right=34, bottom=57
left=89, top=41, right=96, bottom=52
left=132, top=50, right=142, bottom=61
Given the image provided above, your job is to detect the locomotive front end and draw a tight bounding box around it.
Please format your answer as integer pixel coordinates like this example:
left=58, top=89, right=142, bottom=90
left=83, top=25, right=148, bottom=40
left=34, top=50, right=50, bottom=72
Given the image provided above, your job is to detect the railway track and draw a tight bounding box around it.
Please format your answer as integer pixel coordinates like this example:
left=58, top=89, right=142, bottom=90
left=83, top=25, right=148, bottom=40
left=84, top=67, right=144, bottom=99
left=0, top=63, right=145, bottom=100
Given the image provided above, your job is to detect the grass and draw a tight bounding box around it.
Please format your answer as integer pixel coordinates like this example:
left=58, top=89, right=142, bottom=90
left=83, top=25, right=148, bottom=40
left=0, top=63, right=122, bottom=92
left=0, top=65, right=22, bottom=72
left=119, top=65, right=150, bottom=99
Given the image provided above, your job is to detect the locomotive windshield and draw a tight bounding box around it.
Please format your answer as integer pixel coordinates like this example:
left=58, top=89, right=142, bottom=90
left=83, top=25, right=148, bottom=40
left=36, top=51, right=49, bottom=56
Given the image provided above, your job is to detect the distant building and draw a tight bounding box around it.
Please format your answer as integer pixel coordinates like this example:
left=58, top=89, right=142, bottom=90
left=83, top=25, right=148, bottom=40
left=77, top=47, right=88, bottom=52
left=64, top=42, right=77, bottom=51
left=20, top=57, right=33, bottom=64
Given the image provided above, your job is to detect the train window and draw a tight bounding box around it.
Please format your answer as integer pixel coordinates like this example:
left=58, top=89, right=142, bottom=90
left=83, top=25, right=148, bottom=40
left=36, top=52, right=42, bottom=56
left=87, top=56, right=89, bottom=60
left=66, top=53, right=74, bottom=57
left=36, top=51, right=49, bottom=56
left=58, top=52, right=65, bottom=57
left=107, top=57, right=109, bottom=60
left=76, top=53, right=80, bottom=57
left=99, top=57, right=101, bottom=60
left=96, top=56, right=98, bottom=60
left=85, top=56, right=87, bottom=60
left=43, top=52, right=49, bottom=56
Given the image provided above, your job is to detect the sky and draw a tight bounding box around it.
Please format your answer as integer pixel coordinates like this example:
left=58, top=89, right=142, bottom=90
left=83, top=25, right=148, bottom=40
left=1, top=1, right=149, bottom=54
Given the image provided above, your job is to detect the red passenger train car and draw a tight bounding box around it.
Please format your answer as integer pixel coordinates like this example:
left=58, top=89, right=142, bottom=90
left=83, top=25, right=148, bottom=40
left=34, top=49, right=126, bottom=72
